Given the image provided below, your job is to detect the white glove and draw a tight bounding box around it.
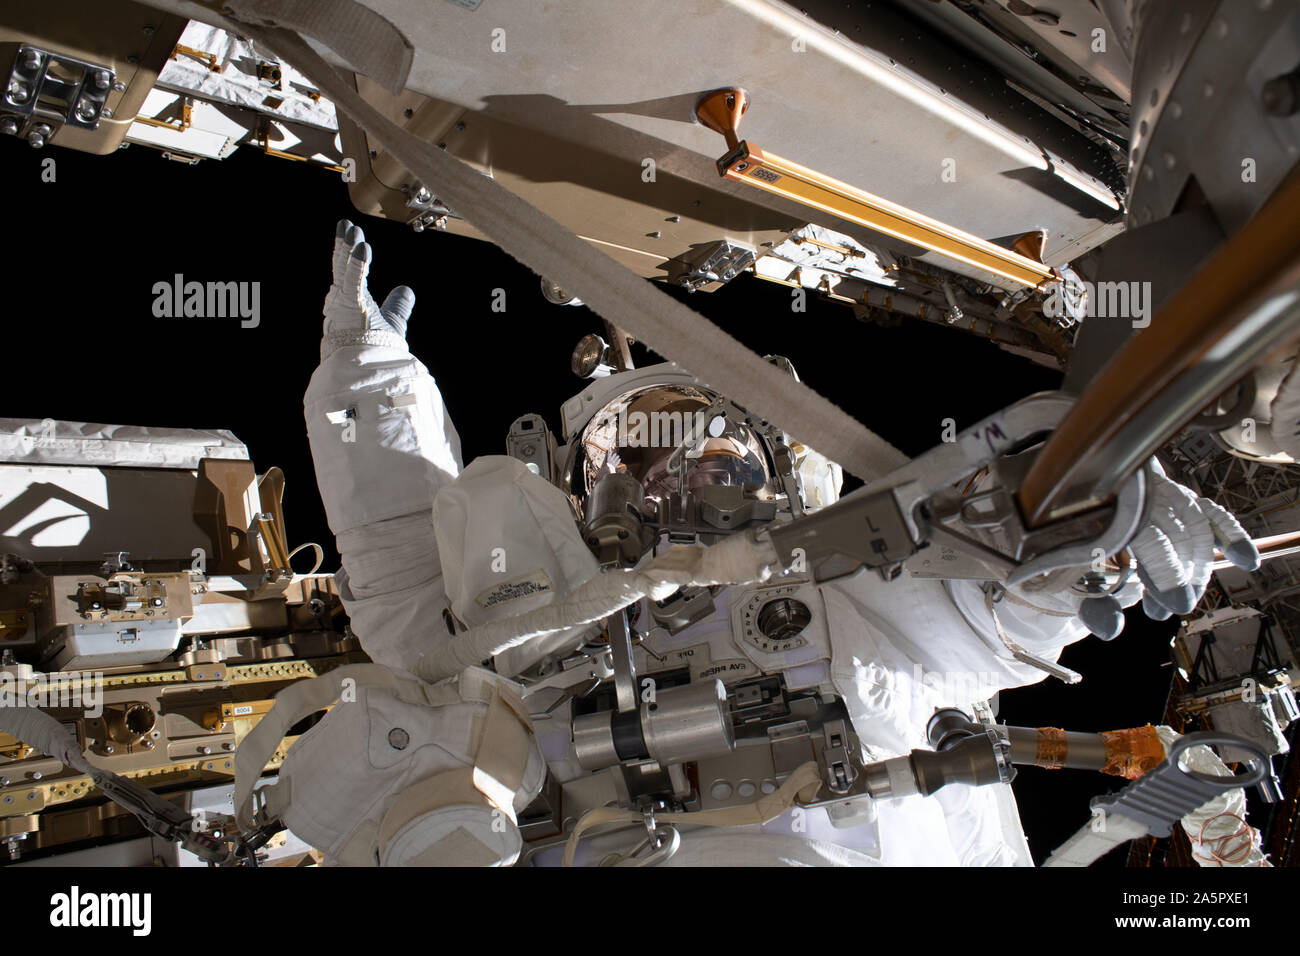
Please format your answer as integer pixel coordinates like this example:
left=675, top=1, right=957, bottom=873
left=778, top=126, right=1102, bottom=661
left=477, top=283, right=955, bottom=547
left=322, top=218, right=416, bottom=354
left=1068, top=460, right=1260, bottom=639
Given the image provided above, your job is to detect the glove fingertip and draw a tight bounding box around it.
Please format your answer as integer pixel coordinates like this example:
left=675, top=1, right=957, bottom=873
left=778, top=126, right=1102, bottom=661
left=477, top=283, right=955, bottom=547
left=384, top=284, right=415, bottom=310
left=1142, top=591, right=1173, bottom=621
left=1225, top=539, right=1261, bottom=573
left=1156, top=583, right=1197, bottom=615
left=1079, top=596, right=1125, bottom=641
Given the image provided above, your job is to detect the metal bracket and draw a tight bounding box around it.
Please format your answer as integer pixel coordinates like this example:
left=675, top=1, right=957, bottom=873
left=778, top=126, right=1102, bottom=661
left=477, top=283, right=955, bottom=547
left=4, top=45, right=115, bottom=132
left=670, top=240, right=756, bottom=292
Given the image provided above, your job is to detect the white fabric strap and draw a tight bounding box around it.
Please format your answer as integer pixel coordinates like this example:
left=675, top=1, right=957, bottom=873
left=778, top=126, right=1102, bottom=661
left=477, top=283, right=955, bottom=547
left=983, top=585, right=1082, bottom=684
left=1041, top=811, right=1150, bottom=867
left=562, top=760, right=824, bottom=867
left=220, top=13, right=909, bottom=486
left=234, top=663, right=424, bottom=830
left=227, top=0, right=412, bottom=94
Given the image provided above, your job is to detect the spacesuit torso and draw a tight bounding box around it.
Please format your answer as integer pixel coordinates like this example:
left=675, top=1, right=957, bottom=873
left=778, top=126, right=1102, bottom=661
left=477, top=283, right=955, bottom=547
left=506, top=545, right=1071, bottom=866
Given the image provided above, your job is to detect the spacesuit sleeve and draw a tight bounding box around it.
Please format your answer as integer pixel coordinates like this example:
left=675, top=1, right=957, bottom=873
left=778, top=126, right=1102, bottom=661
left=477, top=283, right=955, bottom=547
left=303, top=334, right=464, bottom=672
left=825, top=570, right=1086, bottom=753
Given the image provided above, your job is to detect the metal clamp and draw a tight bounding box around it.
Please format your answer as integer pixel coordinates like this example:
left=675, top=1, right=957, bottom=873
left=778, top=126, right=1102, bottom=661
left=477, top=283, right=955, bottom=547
left=606, top=805, right=681, bottom=867
left=1007, top=465, right=1147, bottom=585
left=769, top=392, right=1074, bottom=581
left=5, top=45, right=116, bottom=133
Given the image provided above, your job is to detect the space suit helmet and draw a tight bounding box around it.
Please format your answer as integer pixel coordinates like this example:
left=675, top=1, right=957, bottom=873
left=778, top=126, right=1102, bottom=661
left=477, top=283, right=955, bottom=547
left=576, top=383, right=772, bottom=504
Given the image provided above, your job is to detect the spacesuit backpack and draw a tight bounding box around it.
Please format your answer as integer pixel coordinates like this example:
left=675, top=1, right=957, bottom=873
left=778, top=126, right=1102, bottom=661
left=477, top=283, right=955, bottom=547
left=234, top=663, right=546, bottom=866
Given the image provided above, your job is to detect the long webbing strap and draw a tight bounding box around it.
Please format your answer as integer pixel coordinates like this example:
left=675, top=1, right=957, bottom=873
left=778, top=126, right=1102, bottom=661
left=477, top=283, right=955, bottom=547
left=223, top=0, right=909, bottom=483
left=562, top=760, right=824, bottom=867
left=1041, top=811, right=1149, bottom=867
left=233, top=663, right=416, bottom=830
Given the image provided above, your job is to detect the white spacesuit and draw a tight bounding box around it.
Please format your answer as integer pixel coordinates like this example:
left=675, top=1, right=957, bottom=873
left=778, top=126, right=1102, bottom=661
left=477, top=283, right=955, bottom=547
left=244, top=221, right=1260, bottom=867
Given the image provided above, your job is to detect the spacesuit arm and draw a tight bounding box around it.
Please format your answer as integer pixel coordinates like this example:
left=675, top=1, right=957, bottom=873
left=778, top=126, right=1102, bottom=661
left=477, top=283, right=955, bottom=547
left=303, top=221, right=463, bottom=672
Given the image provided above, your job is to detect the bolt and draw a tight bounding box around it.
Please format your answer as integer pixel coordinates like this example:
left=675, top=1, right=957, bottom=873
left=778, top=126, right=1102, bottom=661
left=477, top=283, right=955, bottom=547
left=76, top=98, right=98, bottom=122
left=104, top=745, right=114, bottom=754
left=222, top=742, right=234, bottom=751
left=142, top=24, right=155, bottom=35
left=142, top=740, right=154, bottom=749
left=29, top=771, right=41, bottom=780
left=0, top=118, right=17, bottom=136
left=8, top=80, right=30, bottom=104
left=93, top=70, right=111, bottom=90
left=199, top=746, right=211, bottom=755
left=112, top=80, right=125, bottom=92
left=0, top=777, right=8, bottom=787
left=21, top=50, right=41, bottom=71
left=27, top=130, right=45, bottom=148
left=101, top=107, right=113, bottom=118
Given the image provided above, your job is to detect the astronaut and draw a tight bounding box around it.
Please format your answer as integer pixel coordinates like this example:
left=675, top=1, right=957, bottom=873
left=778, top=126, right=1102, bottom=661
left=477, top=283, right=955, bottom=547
left=239, top=221, right=1260, bottom=867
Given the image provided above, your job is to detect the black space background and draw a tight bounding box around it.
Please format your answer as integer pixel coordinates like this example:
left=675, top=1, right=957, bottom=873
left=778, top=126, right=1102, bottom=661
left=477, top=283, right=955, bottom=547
left=1, top=137, right=1179, bottom=865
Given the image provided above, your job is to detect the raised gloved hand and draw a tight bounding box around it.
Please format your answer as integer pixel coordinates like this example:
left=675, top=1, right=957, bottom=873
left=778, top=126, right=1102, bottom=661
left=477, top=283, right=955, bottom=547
left=1129, top=459, right=1260, bottom=615
left=1067, top=461, right=1260, bottom=639
left=304, top=220, right=464, bottom=672
left=322, top=219, right=416, bottom=352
